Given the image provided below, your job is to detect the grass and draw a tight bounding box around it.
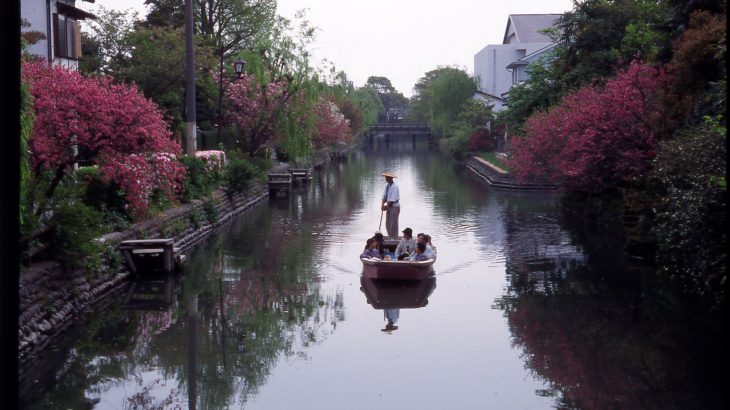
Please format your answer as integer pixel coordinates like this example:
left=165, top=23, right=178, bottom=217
left=477, top=151, right=510, bottom=172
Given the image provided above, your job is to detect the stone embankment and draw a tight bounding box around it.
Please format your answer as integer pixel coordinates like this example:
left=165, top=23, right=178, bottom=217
left=465, top=155, right=556, bottom=191
left=17, top=144, right=355, bottom=362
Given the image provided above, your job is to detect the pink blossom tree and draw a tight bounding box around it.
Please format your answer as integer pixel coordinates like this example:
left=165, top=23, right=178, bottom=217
left=312, top=98, right=352, bottom=148
left=22, top=59, right=185, bottom=215
left=222, top=73, right=296, bottom=156
left=508, top=61, right=663, bottom=192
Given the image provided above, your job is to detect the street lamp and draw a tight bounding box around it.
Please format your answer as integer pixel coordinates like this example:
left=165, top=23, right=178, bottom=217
left=217, top=58, right=247, bottom=143
left=233, top=58, right=246, bottom=78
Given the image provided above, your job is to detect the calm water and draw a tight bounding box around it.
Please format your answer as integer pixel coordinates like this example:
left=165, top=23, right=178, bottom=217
left=20, top=139, right=726, bottom=409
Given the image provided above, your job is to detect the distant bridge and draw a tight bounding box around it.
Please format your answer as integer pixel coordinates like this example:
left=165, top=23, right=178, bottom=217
left=366, top=123, right=433, bottom=144
left=368, top=123, right=431, bottom=133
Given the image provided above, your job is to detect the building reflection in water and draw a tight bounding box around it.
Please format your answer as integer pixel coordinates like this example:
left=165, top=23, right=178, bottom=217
left=360, top=275, right=437, bottom=332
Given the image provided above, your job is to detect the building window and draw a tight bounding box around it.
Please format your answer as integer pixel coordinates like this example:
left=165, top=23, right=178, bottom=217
left=52, top=13, right=81, bottom=59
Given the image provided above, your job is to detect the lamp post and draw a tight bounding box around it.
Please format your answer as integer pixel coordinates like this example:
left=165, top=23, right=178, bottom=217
left=216, top=58, right=246, bottom=144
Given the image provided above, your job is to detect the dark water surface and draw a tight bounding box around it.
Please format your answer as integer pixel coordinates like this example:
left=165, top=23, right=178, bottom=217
left=20, top=140, right=726, bottom=409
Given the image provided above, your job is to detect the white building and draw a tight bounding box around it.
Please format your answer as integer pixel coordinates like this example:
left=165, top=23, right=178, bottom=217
left=474, top=14, right=560, bottom=112
left=21, top=0, right=96, bottom=70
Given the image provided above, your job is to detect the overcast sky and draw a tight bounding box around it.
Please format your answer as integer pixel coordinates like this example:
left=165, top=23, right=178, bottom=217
left=92, top=0, right=575, bottom=97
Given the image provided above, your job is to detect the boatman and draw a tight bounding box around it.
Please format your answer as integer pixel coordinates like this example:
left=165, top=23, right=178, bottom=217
left=380, top=171, right=400, bottom=240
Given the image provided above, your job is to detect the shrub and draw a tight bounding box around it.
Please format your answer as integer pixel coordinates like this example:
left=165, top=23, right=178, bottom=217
left=466, top=127, right=495, bottom=153
left=225, top=151, right=263, bottom=194
left=180, top=156, right=217, bottom=202
left=22, top=58, right=185, bottom=216
left=49, top=201, right=105, bottom=272
left=203, top=199, right=218, bottom=224
left=76, top=166, right=131, bottom=229
left=188, top=208, right=203, bottom=230
left=439, top=127, right=471, bottom=159
left=508, top=60, right=662, bottom=192
left=650, top=123, right=726, bottom=302
left=195, top=150, right=226, bottom=173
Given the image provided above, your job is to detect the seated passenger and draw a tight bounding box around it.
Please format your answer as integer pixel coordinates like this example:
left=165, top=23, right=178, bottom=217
left=423, top=234, right=437, bottom=260
left=395, top=227, right=417, bottom=260
left=373, top=232, right=386, bottom=259
left=360, top=238, right=382, bottom=259
left=410, top=242, right=429, bottom=261
left=416, top=233, right=436, bottom=260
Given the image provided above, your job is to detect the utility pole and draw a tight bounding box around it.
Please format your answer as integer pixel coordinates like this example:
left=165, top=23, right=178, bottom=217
left=184, top=0, right=197, bottom=155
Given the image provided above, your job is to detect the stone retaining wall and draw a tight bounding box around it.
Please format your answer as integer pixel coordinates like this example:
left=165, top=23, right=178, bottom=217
left=465, top=156, right=557, bottom=191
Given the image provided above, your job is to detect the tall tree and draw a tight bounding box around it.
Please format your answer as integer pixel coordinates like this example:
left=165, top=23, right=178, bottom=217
left=364, top=76, right=408, bottom=121
left=144, top=0, right=276, bottom=59
left=409, top=67, right=476, bottom=137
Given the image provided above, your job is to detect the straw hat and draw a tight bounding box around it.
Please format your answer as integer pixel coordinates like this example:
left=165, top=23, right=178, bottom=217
left=381, top=171, right=397, bottom=178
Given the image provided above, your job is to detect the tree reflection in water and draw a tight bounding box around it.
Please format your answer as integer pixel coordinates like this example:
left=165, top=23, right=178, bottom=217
left=494, top=200, right=727, bottom=409
left=20, top=158, right=366, bottom=409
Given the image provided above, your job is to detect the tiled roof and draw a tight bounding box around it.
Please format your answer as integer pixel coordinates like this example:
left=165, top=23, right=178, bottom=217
left=504, top=14, right=561, bottom=44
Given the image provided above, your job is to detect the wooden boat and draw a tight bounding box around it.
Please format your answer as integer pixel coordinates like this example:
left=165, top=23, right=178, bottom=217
left=361, top=257, right=435, bottom=280
left=360, top=276, right=436, bottom=309
left=360, top=238, right=435, bottom=280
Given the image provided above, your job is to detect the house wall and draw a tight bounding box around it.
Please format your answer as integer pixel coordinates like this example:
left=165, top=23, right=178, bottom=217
left=21, top=0, right=81, bottom=70
left=21, top=0, right=48, bottom=60
left=474, top=92, right=505, bottom=113
left=474, top=42, right=550, bottom=99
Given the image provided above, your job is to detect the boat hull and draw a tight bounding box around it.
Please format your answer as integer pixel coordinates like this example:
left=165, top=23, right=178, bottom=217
left=361, top=258, right=435, bottom=280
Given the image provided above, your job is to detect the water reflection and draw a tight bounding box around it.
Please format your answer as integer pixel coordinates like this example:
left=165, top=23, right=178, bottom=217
left=494, top=199, right=728, bottom=409
left=19, top=139, right=726, bottom=409
left=360, top=276, right=437, bottom=332
left=122, top=272, right=181, bottom=310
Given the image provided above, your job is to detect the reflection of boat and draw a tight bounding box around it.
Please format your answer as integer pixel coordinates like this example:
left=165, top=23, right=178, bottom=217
left=360, top=238, right=435, bottom=280
left=360, top=275, right=436, bottom=309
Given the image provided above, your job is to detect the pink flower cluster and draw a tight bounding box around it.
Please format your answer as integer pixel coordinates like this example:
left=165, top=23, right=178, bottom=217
left=195, top=150, right=226, bottom=173
left=22, top=58, right=185, bottom=215
left=508, top=61, right=662, bottom=192
left=222, top=73, right=291, bottom=152
left=312, top=98, right=352, bottom=148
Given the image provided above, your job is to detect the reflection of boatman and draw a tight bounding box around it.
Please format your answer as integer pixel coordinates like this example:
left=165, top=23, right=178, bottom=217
left=382, top=308, right=399, bottom=332
left=380, top=171, right=400, bottom=240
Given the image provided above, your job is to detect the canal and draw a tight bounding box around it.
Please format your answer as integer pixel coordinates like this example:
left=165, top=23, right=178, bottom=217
left=20, top=139, right=726, bottom=409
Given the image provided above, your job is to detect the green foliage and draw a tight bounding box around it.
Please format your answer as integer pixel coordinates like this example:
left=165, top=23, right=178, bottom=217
left=364, top=75, right=409, bottom=120
left=650, top=123, right=726, bottom=301
left=20, top=79, right=34, bottom=229
left=410, top=66, right=477, bottom=138
left=203, top=199, right=219, bottom=224
left=439, top=99, right=494, bottom=158
left=180, top=156, right=219, bottom=202
left=555, top=0, right=671, bottom=88
left=499, top=53, right=564, bottom=134
left=49, top=201, right=106, bottom=272
left=81, top=5, right=139, bottom=76
left=188, top=208, right=203, bottom=230
left=479, top=151, right=510, bottom=172
left=438, top=126, right=472, bottom=159
left=159, top=218, right=187, bottom=238
left=224, top=151, right=263, bottom=194
left=503, top=0, right=672, bottom=134
left=78, top=32, right=104, bottom=75
left=350, top=87, right=384, bottom=130
left=455, top=99, right=493, bottom=130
